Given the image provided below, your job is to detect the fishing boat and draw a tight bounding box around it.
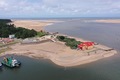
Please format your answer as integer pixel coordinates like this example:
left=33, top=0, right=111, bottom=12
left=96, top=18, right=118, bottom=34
left=1, top=57, right=21, bottom=68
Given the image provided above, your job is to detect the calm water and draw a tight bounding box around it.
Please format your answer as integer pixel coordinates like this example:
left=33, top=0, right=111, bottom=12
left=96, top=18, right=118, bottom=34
left=1, top=55, right=120, bottom=80
left=1, top=19, right=120, bottom=80
left=45, top=19, right=120, bottom=51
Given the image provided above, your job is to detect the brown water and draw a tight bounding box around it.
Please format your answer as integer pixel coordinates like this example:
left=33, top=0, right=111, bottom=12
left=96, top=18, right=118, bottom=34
left=1, top=19, right=120, bottom=80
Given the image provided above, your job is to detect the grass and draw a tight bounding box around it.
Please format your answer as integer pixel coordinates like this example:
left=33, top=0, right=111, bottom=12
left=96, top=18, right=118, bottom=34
left=36, top=31, right=48, bottom=37
left=0, top=40, right=20, bottom=48
left=0, top=47, right=12, bottom=54
left=57, top=35, right=81, bottom=49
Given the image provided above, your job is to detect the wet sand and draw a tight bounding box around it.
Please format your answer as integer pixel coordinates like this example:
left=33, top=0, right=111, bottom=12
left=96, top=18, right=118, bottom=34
left=1, top=37, right=117, bottom=67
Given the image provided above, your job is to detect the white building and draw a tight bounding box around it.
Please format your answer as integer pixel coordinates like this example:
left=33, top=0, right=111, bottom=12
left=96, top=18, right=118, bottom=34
left=9, top=35, right=15, bottom=39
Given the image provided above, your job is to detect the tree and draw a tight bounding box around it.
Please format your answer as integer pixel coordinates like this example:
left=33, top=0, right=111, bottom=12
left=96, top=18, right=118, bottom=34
left=57, top=35, right=81, bottom=49
left=0, top=19, right=37, bottom=39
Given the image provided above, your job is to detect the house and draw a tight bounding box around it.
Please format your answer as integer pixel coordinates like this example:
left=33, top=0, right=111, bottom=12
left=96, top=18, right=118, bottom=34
left=9, top=35, right=15, bottom=39
left=78, top=42, right=94, bottom=50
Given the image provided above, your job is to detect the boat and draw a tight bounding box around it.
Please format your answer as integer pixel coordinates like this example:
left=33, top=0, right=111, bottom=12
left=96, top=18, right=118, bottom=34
left=1, top=57, right=21, bottom=68
left=0, top=62, right=2, bottom=68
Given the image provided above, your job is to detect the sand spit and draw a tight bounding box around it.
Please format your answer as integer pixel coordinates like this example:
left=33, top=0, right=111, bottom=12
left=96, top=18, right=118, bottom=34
left=93, top=19, right=120, bottom=24
left=1, top=37, right=117, bottom=67
left=12, top=20, right=62, bottom=31
left=0, top=20, right=118, bottom=67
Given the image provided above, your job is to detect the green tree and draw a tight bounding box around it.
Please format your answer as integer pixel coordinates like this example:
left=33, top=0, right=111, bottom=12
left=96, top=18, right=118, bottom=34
left=0, top=19, right=37, bottom=39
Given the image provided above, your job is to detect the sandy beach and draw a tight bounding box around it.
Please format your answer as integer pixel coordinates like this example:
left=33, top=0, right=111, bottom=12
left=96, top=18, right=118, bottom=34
left=1, top=36, right=117, bottom=67
left=0, top=20, right=118, bottom=67
left=93, top=19, right=120, bottom=23
left=12, top=20, right=62, bottom=31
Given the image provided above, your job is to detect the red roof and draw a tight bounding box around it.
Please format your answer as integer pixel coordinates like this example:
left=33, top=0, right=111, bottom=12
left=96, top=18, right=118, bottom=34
left=78, top=42, right=94, bottom=47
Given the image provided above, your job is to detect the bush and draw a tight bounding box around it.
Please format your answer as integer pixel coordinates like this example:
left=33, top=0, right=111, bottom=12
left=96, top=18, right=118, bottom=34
left=65, top=40, right=81, bottom=49
left=57, top=35, right=81, bottom=49
left=37, top=31, right=48, bottom=37
left=57, top=36, right=67, bottom=42
left=64, top=38, right=76, bottom=42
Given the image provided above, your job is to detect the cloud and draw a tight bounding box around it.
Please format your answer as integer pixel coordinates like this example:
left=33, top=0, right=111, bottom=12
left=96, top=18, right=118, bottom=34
left=0, top=0, right=120, bottom=18
left=0, top=0, right=8, bottom=11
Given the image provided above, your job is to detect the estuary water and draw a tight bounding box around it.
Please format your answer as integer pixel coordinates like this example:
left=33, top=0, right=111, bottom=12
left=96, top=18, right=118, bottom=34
left=45, top=19, right=120, bottom=51
left=1, top=19, right=120, bottom=80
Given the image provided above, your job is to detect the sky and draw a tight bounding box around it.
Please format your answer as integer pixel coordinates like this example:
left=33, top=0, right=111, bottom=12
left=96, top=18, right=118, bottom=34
left=0, top=0, right=120, bottom=18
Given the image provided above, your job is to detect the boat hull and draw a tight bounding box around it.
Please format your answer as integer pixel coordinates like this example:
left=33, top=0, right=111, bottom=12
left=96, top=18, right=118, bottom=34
left=0, top=66, right=2, bottom=68
left=0, top=63, right=2, bottom=68
left=1, top=57, right=21, bottom=68
left=2, top=61, right=21, bottom=68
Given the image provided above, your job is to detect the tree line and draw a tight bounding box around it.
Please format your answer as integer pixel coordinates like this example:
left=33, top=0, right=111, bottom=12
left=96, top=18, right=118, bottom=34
left=0, top=19, right=37, bottom=39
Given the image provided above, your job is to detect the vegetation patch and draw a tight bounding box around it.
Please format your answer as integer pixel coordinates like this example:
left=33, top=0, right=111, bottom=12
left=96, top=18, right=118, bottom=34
left=57, top=35, right=81, bottom=49
left=0, top=19, right=37, bottom=39
left=0, top=47, right=11, bottom=54
left=37, top=31, right=48, bottom=37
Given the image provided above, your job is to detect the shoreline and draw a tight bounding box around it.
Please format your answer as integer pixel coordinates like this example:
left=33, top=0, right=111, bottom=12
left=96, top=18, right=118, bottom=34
left=0, top=51, right=117, bottom=67
left=12, top=20, right=63, bottom=31
left=86, top=19, right=120, bottom=24
left=0, top=35, right=117, bottom=67
left=0, top=20, right=118, bottom=67
left=0, top=37, right=117, bottom=67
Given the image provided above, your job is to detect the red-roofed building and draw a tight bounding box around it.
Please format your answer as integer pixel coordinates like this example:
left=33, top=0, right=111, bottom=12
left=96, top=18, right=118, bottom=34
left=78, top=42, right=94, bottom=50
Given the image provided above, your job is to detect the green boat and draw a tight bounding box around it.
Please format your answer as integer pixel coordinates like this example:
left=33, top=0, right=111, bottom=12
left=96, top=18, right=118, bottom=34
left=1, top=57, right=21, bottom=68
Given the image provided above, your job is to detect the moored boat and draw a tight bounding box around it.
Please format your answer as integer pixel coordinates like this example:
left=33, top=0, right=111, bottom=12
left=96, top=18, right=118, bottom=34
left=1, top=57, right=21, bottom=68
left=0, top=62, right=2, bottom=68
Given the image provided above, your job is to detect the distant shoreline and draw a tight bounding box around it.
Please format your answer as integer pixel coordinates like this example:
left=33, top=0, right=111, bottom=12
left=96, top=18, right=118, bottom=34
left=88, top=19, right=120, bottom=24
left=12, top=20, right=63, bottom=31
